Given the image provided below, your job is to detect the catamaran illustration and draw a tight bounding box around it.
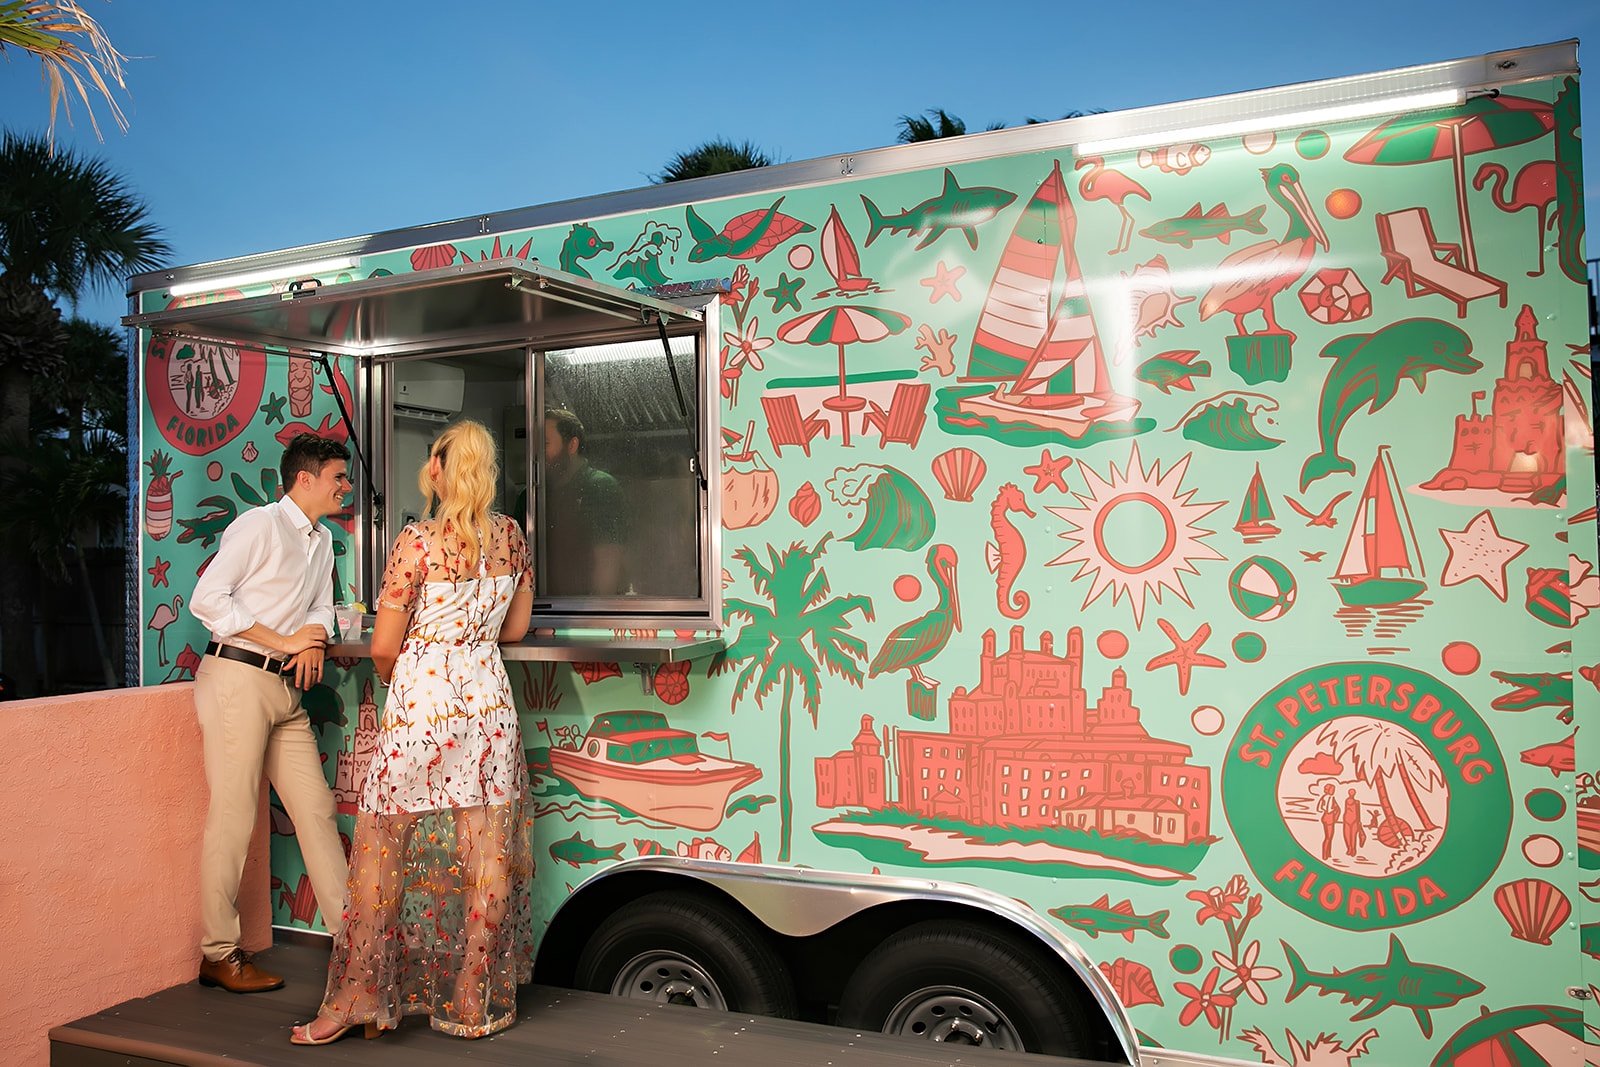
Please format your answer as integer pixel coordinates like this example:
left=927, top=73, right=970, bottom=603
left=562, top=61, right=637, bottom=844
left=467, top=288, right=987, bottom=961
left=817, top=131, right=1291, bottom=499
left=957, top=160, right=1142, bottom=438
left=1332, top=447, right=1427, bottom=607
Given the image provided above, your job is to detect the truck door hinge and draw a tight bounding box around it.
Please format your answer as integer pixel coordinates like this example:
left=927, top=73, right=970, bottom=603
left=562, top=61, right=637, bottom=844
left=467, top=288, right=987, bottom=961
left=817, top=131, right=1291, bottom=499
left=1568, top=985, right=1593, bottom=1001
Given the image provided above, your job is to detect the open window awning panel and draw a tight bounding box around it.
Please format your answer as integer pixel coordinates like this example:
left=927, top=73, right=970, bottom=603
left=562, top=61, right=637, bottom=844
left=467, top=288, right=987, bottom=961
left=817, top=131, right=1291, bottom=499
left=124, top=258, right=703, bottom=358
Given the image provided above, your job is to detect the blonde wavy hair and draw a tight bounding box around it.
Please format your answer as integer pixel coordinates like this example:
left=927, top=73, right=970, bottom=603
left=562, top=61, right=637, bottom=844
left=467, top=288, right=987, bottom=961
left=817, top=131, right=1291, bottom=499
left=419, top=419, right=498, bottom=569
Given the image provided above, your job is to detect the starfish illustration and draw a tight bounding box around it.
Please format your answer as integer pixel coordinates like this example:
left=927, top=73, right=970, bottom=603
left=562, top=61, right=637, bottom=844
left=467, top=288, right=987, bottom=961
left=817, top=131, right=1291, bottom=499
left=919, top=261, right=966, bottom=303
left=260, top=392, right=288, bottom=424
left=1023, top=449, right=1073, bottom=493
left=147, top=556, right=171, bottom=588
left=1145, top=618, right=1225, bottom=695
left=763, top=272, right=805, bottom=313
left=1439, top=509, right=1528, bottom=602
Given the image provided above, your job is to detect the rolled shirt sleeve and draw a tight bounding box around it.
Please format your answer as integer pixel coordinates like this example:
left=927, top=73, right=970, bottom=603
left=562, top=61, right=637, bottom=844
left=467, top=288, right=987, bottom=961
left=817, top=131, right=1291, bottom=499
left=188, top=510, right=267, bottom=638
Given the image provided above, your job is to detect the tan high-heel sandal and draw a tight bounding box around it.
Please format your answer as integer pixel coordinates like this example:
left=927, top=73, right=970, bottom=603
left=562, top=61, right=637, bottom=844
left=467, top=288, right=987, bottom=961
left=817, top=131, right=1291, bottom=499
left=288, top=1018, right=385, bottom=1045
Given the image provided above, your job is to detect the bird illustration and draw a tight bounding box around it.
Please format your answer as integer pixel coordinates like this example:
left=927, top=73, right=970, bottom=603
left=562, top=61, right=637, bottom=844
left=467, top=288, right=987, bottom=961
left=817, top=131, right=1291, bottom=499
left=1300, top=550, right=1327, bottom=563
left=1473, top=160, right=1557, bottom=276
left=1286, top=492, right=1349, bottom=528
left=1199, top=163, right=1329, bottom=342
left=869, top=543, right=960, bottom=689
left=1075, top=155, right=1151, bottom=255
left=148, top=593, right=184, bottom=666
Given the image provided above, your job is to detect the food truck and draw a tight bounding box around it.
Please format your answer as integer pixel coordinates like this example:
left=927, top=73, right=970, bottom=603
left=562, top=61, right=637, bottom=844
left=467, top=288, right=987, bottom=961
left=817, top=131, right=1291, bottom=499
left=126, top=39, right=1592, bottom=1066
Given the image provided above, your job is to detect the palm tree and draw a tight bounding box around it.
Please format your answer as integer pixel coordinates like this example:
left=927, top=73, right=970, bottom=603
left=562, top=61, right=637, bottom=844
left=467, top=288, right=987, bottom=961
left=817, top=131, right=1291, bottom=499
left=719, top=534, right=874, bottom=861
left=1316, top=720, right=1443, bottom=837
left=0, top=0, right=129, bottom=145
left=1023, top=109, right=1106, bottom=124
left=895, top=108, right=1007, bottom=143
left=654, top=139, right=774, bottom=183
left=0, top=132, right=168, bottom=695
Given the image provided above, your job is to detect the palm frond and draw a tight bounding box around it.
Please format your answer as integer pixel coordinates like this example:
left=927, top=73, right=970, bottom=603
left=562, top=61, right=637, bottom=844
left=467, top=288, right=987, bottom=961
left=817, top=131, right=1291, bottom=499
left=0, top=1, right=129, bottom=146
left=734, top=544, right=775, bottom=597
left=810, top=632, right=868, bottom=689
left=653, top=139, right=774, bottom=183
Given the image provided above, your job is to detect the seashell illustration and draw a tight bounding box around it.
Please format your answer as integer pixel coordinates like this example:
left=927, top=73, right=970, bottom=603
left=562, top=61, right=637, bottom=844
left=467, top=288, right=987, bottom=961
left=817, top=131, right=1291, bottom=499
left=1493, top=877, right=1571, bottom=945
left=931, top=447, right=986, bottom=502
left=1097, top=958, right=1162, bottom=1008
left=789, top=482, right=821, bottom=527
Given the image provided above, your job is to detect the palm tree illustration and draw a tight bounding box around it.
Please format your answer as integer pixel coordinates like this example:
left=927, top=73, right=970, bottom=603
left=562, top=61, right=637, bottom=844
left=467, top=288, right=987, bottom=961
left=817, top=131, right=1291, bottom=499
left=719, top=534, right=873, bottom=861
left=1316, top=720, right=1443, bottom=839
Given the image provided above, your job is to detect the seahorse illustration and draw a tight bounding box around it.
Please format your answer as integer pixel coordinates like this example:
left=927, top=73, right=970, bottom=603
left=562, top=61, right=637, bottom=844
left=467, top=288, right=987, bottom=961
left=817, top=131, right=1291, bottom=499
left=986, top=483, right=1035, bottom=619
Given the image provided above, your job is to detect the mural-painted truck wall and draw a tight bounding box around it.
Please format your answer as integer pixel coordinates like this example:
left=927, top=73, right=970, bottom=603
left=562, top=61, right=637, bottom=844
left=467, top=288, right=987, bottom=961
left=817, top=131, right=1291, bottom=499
left=133, top=44, right=1592, bottom=1067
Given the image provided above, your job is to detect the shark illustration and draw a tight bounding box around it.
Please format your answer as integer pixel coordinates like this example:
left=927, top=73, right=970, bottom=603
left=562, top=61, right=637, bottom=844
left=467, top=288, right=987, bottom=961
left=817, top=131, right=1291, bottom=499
left=1282, top=934, right=1483, bottom=1038
left=1300, top=319, right=1479, bottom=491
left=1049, top=895, right=1170, bottom=942
left=861, top=169, right=1017, bottom=250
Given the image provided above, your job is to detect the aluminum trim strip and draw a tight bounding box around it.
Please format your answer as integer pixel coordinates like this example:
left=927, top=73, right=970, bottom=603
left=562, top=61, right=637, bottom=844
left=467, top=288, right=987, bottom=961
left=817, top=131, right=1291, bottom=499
left=128, top=40, right=1576, bottom=295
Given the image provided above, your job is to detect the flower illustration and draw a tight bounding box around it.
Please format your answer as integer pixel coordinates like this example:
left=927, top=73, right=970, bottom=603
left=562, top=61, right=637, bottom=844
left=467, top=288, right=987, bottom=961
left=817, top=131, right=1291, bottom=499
left=1212, top=940, right=1280, bottom=1005
left=1188, top=885, right=1243, bottom=925
left=1175, top=967, right=1236, bottom=1030
left=722, top=265, right=752, bottom=307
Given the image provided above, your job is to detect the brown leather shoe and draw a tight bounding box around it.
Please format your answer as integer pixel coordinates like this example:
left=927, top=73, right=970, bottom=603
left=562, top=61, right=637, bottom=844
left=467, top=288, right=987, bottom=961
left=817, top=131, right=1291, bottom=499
left=198, top=948, right=284, bottom=993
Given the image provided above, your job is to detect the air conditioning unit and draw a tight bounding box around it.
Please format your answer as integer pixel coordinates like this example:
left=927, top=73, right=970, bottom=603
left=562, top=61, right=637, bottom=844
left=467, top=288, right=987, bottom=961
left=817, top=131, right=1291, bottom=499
left=392, top=360, right=464, bottom=422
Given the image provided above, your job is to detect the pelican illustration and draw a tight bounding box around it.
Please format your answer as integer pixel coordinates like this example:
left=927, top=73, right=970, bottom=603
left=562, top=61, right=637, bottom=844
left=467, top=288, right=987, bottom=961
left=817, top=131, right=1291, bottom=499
left=869, top=544, right=960, bottom=688
left=1199, top=163, right=1329, bottom=342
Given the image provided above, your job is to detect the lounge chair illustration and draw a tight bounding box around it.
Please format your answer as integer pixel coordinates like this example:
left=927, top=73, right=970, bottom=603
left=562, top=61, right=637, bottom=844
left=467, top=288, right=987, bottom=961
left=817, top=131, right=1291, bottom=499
left=1374, top=206, right=1507, bottom=319
left=861, top=381, right=931, bottom=449
left=761, top=393, right=830, bottom=457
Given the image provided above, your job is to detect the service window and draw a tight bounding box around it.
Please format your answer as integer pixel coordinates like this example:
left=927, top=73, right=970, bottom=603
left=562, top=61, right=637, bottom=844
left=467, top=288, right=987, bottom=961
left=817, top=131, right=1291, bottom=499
left=536, top=334, right=702, bottom=608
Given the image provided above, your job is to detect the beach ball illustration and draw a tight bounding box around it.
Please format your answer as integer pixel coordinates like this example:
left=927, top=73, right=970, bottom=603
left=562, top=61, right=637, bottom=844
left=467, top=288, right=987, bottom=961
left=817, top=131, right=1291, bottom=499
left=1229, top=556, right=1297, bottom=621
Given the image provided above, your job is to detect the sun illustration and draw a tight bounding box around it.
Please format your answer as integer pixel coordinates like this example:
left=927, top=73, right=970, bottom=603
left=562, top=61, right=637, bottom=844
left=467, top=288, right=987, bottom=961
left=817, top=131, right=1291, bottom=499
left=1045, top=444, right=1224, bottom=627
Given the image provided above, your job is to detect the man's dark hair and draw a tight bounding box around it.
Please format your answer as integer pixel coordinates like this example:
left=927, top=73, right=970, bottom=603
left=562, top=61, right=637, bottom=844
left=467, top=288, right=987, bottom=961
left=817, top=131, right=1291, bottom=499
left=546, top=408, right=586, bottom=452
left=280, top=433, right=351, bottom=490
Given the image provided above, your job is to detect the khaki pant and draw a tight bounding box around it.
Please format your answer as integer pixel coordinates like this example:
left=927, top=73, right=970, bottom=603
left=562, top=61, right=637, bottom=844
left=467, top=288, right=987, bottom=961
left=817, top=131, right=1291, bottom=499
left=194, top=655, right=349, bottom=962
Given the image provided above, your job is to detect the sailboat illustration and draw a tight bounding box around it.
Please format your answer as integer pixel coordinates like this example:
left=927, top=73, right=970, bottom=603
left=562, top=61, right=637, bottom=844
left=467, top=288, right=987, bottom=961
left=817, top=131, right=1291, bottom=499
left=957, top=160, right=1141, bottom=438
left=1332, top=447, right=1427, bottom=607
left=1235, top=464, right=1280, bottom=543
left=816, top=205, right=881, bottom=298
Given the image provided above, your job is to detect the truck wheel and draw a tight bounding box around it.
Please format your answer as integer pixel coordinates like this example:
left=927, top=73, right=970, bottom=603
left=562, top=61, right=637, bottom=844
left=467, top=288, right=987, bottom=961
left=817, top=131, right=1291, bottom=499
left=836, top=921, right=1090, bottom=1056
left=575, top=891, right=797, bottom=1017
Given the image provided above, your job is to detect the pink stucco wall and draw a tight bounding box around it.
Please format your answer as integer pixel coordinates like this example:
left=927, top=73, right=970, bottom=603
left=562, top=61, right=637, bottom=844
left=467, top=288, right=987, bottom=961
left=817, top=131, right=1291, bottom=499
left=0, top=684, right=273, bottom=1067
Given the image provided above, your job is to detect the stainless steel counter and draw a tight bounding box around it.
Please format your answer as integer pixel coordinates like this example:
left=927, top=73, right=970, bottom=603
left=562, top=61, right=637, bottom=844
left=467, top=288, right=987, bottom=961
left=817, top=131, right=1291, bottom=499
left=328, top=632, right=726, bottom=664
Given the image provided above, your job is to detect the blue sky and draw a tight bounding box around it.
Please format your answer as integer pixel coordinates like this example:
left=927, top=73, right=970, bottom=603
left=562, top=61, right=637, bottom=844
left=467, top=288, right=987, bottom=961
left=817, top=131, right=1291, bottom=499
left=1, top=0, right=1595, bottom=329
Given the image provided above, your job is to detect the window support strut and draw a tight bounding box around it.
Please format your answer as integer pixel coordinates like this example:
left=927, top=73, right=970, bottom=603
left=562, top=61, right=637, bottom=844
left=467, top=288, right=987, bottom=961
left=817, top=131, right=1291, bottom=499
left=310, top=352, right=385, bottom=511
left=652, top=313, right=707, bottom=492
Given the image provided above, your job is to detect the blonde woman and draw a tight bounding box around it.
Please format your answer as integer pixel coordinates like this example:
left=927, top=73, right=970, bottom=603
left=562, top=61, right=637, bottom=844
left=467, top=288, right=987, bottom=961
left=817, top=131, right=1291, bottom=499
left=292, top=419, right=535, bottom=1044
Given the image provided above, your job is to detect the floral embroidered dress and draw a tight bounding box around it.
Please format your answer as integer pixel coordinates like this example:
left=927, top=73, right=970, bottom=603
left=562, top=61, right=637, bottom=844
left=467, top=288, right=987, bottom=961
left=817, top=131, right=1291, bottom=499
left=319, top=515, right=534, bottom=1038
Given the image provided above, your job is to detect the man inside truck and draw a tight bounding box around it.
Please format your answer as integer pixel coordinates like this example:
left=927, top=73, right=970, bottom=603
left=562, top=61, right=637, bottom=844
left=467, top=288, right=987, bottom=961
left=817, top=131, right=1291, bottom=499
left=542, top=407, right=626, bottom=596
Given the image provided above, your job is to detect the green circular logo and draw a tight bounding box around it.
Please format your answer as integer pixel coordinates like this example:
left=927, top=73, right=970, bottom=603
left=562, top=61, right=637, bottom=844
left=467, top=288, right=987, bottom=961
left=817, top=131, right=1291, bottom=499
left=1223, top=662, right=1509, bottom=931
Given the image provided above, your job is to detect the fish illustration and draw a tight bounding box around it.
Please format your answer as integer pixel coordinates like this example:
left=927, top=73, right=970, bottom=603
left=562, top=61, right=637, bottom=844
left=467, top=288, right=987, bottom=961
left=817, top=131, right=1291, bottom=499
left=558, top=222, right=614, bottom=279
left=861, top=169, right=1018, bottom=251
left=1520, top=732, right=1576, bottom=776
left=1300, top=319, right=1479, bottom=491
left=1138, top=202, right=1268, bottom=248
left=1049, top=895, right=1170, bottom=942
left=1136, top=350, right=1210, bottom=394
left=1282, top=934, right=1484, bottom=1038
left=550, top=832, right=626, bottom=868
left=1491, top=670, right=1573, bottom=722
left=1138, top=143, right=1211, bottom=175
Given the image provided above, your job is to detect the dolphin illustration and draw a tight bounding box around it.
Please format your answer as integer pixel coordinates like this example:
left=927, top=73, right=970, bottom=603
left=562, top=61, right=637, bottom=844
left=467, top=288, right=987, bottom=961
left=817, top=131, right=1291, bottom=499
left=1300, top=318, right=1479, bottom=491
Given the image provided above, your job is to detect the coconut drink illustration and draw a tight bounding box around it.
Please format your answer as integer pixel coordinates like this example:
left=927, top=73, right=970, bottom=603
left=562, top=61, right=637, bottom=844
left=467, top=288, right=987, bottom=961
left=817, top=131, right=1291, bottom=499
left=144, top=449, right=182, bottom=541
left=721, top=423, right=779, bottom=530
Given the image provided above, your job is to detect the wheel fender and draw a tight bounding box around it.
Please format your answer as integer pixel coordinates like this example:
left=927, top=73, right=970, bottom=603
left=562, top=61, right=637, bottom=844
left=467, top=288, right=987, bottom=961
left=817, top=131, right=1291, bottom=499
left=546, top=855, right=1141, bottom=1067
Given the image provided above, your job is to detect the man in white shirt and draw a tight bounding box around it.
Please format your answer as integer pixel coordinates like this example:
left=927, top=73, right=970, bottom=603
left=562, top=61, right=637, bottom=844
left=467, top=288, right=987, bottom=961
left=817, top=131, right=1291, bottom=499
left=188, top=433, right=353, bottom=993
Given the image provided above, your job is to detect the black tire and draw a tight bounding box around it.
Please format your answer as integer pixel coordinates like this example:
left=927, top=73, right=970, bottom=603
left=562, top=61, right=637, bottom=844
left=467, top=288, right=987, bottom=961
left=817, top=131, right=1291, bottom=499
left=836, top=920, right=1091, bottom=1057
left=575, top=891, right=798, bottom=1017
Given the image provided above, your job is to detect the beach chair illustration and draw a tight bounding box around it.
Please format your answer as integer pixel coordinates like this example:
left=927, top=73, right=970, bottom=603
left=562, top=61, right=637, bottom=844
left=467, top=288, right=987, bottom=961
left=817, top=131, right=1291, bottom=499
left=760, top=393, right=830, bottom=457
left=1374, top=206, right=1508, bottom=319
left=861, top=381, right=931, bottom=449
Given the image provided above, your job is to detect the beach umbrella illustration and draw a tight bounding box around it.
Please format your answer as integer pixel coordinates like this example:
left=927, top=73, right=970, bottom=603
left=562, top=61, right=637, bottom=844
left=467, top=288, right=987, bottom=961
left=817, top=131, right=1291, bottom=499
left=1345, top=92, right=1553, bottom=273
left=777, top=304, right=911, bottom=445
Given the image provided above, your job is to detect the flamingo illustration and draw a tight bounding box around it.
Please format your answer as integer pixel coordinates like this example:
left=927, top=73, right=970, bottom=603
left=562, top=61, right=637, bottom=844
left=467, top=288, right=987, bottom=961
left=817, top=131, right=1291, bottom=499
left=1200, top=163, right=1329, bottom=342
left=148, top=593, right=183, bottom=666
left=1075, top=155, right=1151, bottom=254
left=868, top=543, right=960, bottom=689
left=1473, top=160, right=1556, bottom=276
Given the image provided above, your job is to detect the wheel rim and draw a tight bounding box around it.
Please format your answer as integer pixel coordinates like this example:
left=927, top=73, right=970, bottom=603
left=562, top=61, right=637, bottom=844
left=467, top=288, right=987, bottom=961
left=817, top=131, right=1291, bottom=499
left=881, top=986, right=1023, bottom=1050
left=610, top=951, right=728, bottom=1010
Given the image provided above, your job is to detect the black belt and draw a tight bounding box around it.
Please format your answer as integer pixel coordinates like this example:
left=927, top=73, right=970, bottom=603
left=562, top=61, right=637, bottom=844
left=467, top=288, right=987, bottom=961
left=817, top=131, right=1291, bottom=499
left=205, top=641, right=288, bottom=674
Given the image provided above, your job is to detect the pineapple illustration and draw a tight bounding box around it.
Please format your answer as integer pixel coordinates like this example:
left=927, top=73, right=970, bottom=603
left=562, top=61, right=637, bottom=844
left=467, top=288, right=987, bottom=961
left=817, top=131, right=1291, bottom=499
left=144, top=449, right=182, bottom=541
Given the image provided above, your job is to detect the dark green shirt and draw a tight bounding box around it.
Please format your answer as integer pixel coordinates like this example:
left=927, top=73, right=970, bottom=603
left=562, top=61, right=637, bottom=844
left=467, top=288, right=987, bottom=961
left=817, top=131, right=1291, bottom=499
left=544, top=459, right=625, bottom=596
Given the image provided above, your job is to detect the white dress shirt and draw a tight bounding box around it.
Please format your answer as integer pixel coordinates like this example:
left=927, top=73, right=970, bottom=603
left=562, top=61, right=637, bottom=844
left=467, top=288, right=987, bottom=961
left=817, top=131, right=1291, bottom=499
left=190, top=495, right=336, bottom=658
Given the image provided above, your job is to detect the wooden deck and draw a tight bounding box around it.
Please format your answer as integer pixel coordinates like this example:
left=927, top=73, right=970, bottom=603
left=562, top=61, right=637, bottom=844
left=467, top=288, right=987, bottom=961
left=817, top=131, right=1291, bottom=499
left=50, top=942, right=1108, bottom=1066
